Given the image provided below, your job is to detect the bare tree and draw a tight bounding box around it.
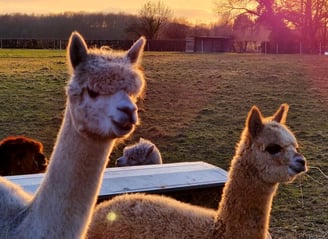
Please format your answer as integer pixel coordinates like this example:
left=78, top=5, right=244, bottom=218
left=299, top=0, right=328, bottom=52
left=134, top=1, right=173, bottom=39
left=216, top=0, right=260, bottom=21
left=215, top=0, right=328, bottom=53
left=233, top=14, right=254, bottom=52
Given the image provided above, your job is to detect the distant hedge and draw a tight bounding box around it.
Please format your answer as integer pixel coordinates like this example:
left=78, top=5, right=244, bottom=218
left=0, top=39, right=186, bottom=51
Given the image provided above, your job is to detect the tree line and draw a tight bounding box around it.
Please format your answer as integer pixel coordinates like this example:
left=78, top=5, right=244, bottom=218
left=1, top=0, right=327, bottom=53
left=217, top=0, right=328, bottom=53
left=0, top=12, right=214, bottom=41
left=0, top=13, right=142, bottom=40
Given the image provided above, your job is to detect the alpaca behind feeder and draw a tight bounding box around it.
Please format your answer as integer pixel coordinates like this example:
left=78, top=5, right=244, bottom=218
left=115, top=138, right=162, bottom=166
left=0, top=136, right=48, bottom=176
left=88, top=104, right=307, bottom=239
left=0, top=31, right=146, bottom=238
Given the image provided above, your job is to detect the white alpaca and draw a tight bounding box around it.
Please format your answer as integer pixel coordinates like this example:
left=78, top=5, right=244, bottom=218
left=115, top=138, right=162, bottom=166
left=88, top=104, right=307, bottom=239
left=0, top=31, right=146, bottom=238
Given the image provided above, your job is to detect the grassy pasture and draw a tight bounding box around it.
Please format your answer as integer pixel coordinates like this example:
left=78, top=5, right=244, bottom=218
left=0, top=49, right=327, bottom=238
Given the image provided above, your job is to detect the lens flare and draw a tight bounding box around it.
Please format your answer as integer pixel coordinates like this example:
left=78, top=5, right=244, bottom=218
left=106, top=211, right=118, bottom=222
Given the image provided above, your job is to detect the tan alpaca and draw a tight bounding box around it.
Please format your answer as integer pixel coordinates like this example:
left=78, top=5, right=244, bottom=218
left=88, top=104, right=307, bottom=239
left=0, top=31, right=146, bottom=238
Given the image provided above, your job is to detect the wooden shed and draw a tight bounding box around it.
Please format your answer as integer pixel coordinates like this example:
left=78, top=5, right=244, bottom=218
left=186, top=36, right=232, bottom=53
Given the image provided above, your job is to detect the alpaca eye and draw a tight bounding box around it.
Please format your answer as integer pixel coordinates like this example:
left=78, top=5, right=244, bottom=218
left=265, top=144, right=282, bottom=155
left=86, top=87, right=99, bottom=98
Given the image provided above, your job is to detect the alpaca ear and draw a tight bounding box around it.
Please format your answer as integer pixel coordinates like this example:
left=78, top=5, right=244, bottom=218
left=272, top=103, right=289, bottom=124
left=68, top=31, right=88, bottom=69
left=247, top=105, right=264, bottom=138
left=145, top=145, right=154, bottom=158
left=127, top=36, right=146, bottom=64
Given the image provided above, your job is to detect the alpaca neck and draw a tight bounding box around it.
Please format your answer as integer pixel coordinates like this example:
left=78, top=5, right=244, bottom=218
left=217, top=156, right=278, bottom=239
left=27, top=107, right=115, bottom=237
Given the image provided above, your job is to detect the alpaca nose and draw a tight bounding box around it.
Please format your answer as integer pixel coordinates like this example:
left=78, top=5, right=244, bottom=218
left=290, top=155, right=307, bottom=174
left=117, top=105, right=138, bottom=124
left=115, top=158, right=122, bottom=166
left=115, top=157, right=127, bottom=167
left=295, top=157, right=306, bottom=167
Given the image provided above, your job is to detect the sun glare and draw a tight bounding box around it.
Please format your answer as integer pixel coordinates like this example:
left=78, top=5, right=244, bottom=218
left=106, top=211, right=118, bottom=222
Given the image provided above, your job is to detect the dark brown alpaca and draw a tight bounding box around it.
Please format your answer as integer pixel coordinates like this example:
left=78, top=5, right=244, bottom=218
left=0, top=136, right=48, bottom=176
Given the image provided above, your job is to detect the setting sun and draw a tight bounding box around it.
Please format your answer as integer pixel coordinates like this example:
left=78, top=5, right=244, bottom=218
left=0, top=0, right=218, bottom=25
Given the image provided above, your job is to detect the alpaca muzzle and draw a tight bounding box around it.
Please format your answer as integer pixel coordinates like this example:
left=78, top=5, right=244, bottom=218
left=112, top=108, right=137, bottom=136
left=115, top=157, right=128, bottom=167
left=288, top=154, right=307, bottom=176
left=117, top=104, right=138, bottom=124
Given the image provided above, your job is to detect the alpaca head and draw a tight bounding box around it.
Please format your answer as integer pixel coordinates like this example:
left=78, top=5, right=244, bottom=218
left=0, top=136, right=48, bottom=176
left=237, top=104, right=307, bottom=184
left=115, top=138, right=162, bottom=166
left=66, top=32, right=146, bottom=140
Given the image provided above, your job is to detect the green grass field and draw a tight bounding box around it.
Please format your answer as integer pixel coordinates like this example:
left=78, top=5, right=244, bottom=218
left=0, top=49, right=327, bottom=238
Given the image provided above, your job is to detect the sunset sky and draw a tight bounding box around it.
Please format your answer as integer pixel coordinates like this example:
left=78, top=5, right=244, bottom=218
left=0, top=0, right=219, bottom=25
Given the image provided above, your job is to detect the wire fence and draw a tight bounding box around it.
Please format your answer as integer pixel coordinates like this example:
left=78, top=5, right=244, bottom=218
left=1, top=38, right=327, bottom=54
left=0, top=38, right=186, bottom=51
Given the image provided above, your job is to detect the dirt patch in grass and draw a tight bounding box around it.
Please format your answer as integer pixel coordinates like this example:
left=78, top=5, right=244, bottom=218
left=0, top=50, right=327, bottom=238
